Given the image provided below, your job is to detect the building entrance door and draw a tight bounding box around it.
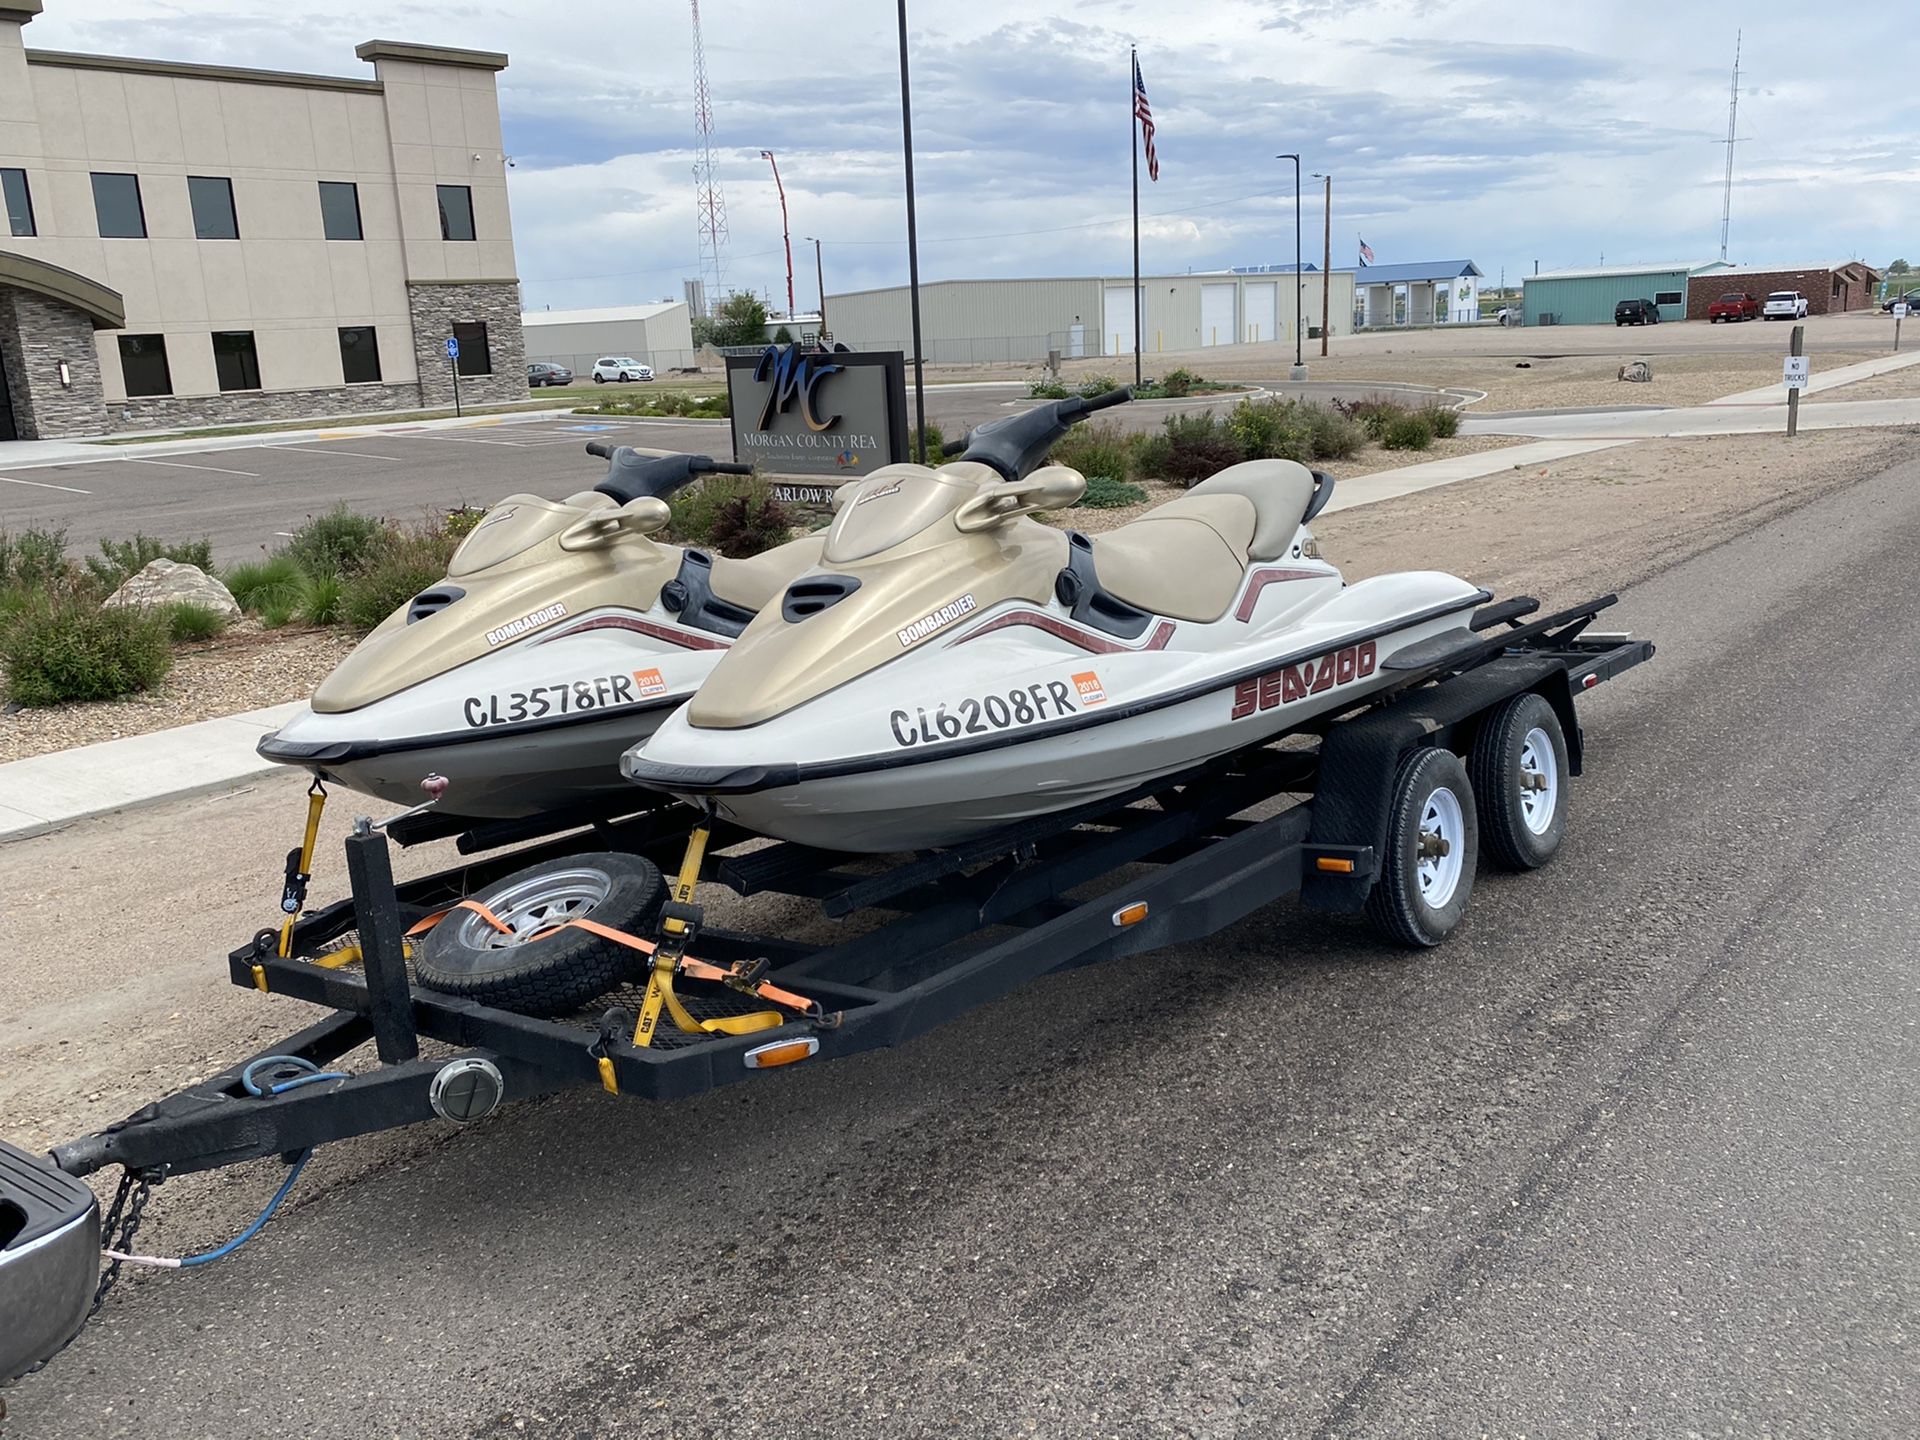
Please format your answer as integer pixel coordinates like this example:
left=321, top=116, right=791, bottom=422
left=0, top=344, right=16, bottom=441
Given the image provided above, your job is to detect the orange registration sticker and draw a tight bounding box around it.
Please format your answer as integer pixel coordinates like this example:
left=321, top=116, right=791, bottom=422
left=1072, top=671, right=1108, bottom=706
left=633, top=667, right=668, bottom=698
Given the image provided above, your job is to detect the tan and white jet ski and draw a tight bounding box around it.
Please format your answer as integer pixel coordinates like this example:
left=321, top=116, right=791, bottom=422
left=622, top=391, right=1491, bottom=851
left=257, top=444, right=826, bottom=823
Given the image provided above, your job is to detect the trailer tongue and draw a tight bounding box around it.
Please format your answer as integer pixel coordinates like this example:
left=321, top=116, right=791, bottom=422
left=0, top=596, right=1650, bottom=1384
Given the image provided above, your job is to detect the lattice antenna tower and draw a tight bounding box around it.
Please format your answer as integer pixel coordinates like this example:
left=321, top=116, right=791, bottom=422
left=691, top=0, right=728, bottom=308
left=1718, top=30, right=1742, bottom=262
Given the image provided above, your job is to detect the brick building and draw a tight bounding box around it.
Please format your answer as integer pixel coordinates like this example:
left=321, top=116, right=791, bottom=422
left=1, top=1, right=526, bottom=440
left=1685, top=261, right=1881, bottom=321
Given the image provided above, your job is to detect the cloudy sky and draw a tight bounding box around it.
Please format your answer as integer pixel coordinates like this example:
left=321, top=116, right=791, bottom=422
left=27, top=2, right=1918, bottom=312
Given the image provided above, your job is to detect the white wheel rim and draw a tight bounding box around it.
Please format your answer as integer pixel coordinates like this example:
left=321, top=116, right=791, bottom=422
left=453, top=867, right=613, bottom=950
left=1518, top=726, right=1560, bottom=836
left=1417, top=786, right=1465, bottom=909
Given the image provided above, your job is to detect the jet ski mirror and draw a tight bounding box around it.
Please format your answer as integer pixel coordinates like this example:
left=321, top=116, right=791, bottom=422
left=953, top=465, right=1087, bottom=533
left=558, top=495, right=673, bottom=550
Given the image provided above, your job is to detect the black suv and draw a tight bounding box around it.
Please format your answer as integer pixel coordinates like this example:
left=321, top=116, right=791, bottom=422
left=1614, top=298, right=1661, bottom=326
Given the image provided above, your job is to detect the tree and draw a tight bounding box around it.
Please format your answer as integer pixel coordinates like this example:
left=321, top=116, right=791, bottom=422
left=709, top=291, right=770, bottom=348
left=772, top=325, right=794, bottom=346
left=1888, top=258, right=1910, bottom=275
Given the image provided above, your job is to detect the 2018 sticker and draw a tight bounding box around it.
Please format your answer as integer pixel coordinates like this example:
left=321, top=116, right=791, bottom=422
left=889, top=679, right=1077, bottom=747
left=463, top=673, right=637, bottom=728
left=1072, top=671, right=1107, bottom=706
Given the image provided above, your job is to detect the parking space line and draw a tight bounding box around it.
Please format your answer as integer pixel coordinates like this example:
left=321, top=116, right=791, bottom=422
left=0, top=472, right=94, bottom=494
left=129, top=457, right=261, bottom=477
left=263, top=445, right=401, bottom=461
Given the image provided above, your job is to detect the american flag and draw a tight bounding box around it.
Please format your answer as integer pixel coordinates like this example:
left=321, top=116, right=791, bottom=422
left=1358, top=237, right=1375, bottom=266
left=1134, top=56, right=1159, bottom=182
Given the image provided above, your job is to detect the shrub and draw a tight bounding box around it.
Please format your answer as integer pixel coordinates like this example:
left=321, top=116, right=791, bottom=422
left=1126, top=431, right=1173, bottom=480
left=1075, top=373, right=1119, bottom=399
left=1159, top=367, right=1200, bottom=398
left=0, top=527, right=76, bottom=596
left=340, top=525, right=459, bottom=633
left=295, top=571, right=346, bottom=627
left=772, top=325, right=794, bottom=345
left=1336, top=397, right=1408, bottom=442
left=578, top=390, right=728, bottom=420
left=1028, top=379, right=1070, bottom=400
left=1049, top=421, right=1131, bottom=485
left=84, top=534, right=214, bottom=592
left=907, top=423, right=946, bottom=464
left=1161, top=410, right=1248, bottom=484
left=443, top=506, right=488, bottom=539
left=165, top=599, right=229, bottom=643
left=1297, top=403, right=1368, bottom=461
left=1227, top=397, right=1313, bottom=464
left=0, top=598, right=171, bottom=706
left=1381, top=412, right=1436, bottom=451
left=224, top=554, right=306, bottom=618
left=670, top=475, right=792, bottom=558
left=285, top=505, right=386, bottom=579
left=1078, top=474, right=1149, bottom=509
left=1421, top=404, right=1462, bottom=438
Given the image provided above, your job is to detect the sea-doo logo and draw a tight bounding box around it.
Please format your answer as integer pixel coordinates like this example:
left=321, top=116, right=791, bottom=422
left=484, top=602, right=568, bottom=647
left=753, top=343, right=842, bottom=433
left=856, top=479, right=903, bottom=506
left=897, top=594, right=976, bottom=647
left=1230, top=641, right=1376, bottom=720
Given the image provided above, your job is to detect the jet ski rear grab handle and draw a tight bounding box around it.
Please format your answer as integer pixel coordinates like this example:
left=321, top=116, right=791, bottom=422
left=2, top=596, right=1650, bottom=1382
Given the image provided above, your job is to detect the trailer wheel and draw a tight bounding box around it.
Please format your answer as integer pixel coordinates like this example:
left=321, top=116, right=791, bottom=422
left=414, top=852, right=665, bottom=1017
left=1365, top=747, right=1478, bottom=948
left=1470, top=692, right=1569, bottom=870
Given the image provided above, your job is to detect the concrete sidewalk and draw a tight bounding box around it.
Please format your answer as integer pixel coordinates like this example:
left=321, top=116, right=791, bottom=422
left=1704, top=349, right=1920, bottom=406
left=0, top=702, right=299, bottom=841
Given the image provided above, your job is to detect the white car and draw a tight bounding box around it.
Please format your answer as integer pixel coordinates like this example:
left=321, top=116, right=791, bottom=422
left=1762, top=292, right=1809, bottom=321
left=591, top=357, right=655, bottom=383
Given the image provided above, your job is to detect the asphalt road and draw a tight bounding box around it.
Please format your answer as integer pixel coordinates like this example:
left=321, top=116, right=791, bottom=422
left=5, top=456, right=1918, bottom=1437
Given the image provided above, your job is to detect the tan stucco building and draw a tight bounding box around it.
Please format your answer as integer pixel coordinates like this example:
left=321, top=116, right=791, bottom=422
left=0, top=1, right=527, bottom=439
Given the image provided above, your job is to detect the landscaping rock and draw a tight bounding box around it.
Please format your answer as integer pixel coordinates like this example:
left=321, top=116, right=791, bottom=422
left=103, top=558, right=243, bottom=621
left=1617, top=361, right=1653, bottom=383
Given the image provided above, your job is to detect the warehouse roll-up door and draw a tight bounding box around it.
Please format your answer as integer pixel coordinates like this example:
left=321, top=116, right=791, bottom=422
left=1243, top=283, right=1277, bottom=344
left=1201, top=283, right=1236, bottom=347
left=1102, top=285, right=1137, bottom=357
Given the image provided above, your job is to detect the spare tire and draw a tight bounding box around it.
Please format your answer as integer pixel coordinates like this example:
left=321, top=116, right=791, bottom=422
left=414, top=852, right=665, bottom=1016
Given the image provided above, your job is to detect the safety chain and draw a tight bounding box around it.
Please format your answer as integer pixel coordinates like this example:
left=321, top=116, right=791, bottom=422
left=20, top=1166, right=157, bottom=1377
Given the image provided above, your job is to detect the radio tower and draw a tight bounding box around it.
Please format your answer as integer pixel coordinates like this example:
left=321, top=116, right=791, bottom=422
left=690, top=1, right=728, bottom=310
left=1717, top=30, right=1742, bottom=262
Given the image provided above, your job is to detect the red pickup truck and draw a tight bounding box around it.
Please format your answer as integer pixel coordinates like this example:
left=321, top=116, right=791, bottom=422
left=1708, top=292, right=1759, bottom=322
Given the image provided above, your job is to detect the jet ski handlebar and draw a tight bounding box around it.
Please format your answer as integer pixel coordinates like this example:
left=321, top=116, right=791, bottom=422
left=949, top=386, right=1133, bottom=481
left=584, top=443, right=754, bottom=505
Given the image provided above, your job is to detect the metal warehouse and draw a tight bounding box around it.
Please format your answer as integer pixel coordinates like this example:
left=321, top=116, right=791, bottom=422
left=1521, top=262, right=1732, bottom=327
left=820, top=271, right=1357, bottom=365
left=521, top=301, right=695, bottom=376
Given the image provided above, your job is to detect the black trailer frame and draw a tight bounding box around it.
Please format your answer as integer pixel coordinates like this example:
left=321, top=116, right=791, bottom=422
left=50, top=597, right=1651, bottom=1182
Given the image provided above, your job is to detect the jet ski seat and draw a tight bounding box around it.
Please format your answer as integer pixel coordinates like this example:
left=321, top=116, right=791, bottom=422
left=1088, top=460, right=1317, bottom=623
left=707, top=534, right=827, bottom=611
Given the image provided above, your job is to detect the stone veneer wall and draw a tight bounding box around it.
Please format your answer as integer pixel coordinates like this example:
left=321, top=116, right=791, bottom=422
left=102, top=380, right=425, bottom=433
left=407, top=279, right=530, bottom=407
left=0, top=286, right=110, bottom=438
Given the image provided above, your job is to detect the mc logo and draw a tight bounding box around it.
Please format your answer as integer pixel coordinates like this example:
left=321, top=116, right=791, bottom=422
left=753, top=343, right=842, bottom=433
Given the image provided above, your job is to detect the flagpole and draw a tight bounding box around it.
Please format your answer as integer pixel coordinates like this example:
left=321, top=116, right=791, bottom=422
left=1130, top=46, right=1142, bottom=387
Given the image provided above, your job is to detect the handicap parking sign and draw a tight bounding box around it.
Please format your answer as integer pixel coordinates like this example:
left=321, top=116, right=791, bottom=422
left=445, top=337, right=460, bottom=359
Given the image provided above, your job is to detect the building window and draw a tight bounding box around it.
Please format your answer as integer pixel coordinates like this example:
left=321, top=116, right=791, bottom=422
left=212, top=331, right=262, bottom=392
left=436, top=185, right=476, bottom=242
left=92, top=172, right=147, bottom=238
left=452, top=321, right=491, bottom=376
left=319, top=181, right=363, bottom=241
left=1653, top=290, right=1683, bottom=307
left=187, top=176, right=239, bottom=240
left=1, top=168, right=33, bottom=237
left=338, top=326, right=382, bottom=384
left=118, top=334, right=173, bottom=397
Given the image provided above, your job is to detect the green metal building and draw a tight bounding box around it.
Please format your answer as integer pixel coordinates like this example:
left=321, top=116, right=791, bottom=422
left=1521, top=261, right=1733, bottom=327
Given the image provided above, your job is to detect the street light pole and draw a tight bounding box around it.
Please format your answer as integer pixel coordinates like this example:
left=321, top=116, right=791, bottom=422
left=805, top=235, right=828, bottom=340
left=896, top=0, right=927, bottom=463
left=1311, top=171, right=1331, bottom=357
left=1279, top=153, right=1305, bottom=380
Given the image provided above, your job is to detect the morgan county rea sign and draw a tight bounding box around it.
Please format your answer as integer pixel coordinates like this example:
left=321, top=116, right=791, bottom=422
left=727, top=344, right=909, bottom=479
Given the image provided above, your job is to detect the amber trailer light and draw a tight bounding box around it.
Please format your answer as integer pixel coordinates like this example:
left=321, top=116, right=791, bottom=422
left=743, top=1037, right=820, bottom=1070
left=1111, top=902, right=1150, bottom=927
left=1315, top=857, right=1356, bottom=874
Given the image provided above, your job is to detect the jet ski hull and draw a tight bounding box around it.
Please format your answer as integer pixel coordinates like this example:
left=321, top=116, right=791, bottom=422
left=627, top=573, right=1488, bottom=852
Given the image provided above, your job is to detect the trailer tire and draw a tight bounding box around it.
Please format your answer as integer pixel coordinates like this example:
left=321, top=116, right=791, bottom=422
left=1365, top=747, right=1478, bottom=948
left=1470, top=692, right=1568, bottom=870
left=414, top=852, right=665, bottom=1016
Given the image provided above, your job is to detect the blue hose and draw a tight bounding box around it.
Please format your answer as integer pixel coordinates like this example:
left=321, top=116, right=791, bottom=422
left=178, top=1150, right=313, bottom=1266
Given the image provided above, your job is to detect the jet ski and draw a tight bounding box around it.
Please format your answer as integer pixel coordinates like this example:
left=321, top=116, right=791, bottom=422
left=622, top=390, right=1492, bottom=853
left=257, top=443, right=827, bottom=824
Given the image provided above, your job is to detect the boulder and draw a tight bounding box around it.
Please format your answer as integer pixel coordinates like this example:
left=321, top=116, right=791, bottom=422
left=1617, top=361, right=1652, bottom=383
left=103, top=558, right=243, bottom=621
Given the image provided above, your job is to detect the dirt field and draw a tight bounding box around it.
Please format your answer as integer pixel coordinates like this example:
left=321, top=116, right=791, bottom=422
left=1803, top=358, right=1920, bottom=404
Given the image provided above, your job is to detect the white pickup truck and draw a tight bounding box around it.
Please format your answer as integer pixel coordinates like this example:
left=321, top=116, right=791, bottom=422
left=1763, top=291, right=1810, bottom=320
